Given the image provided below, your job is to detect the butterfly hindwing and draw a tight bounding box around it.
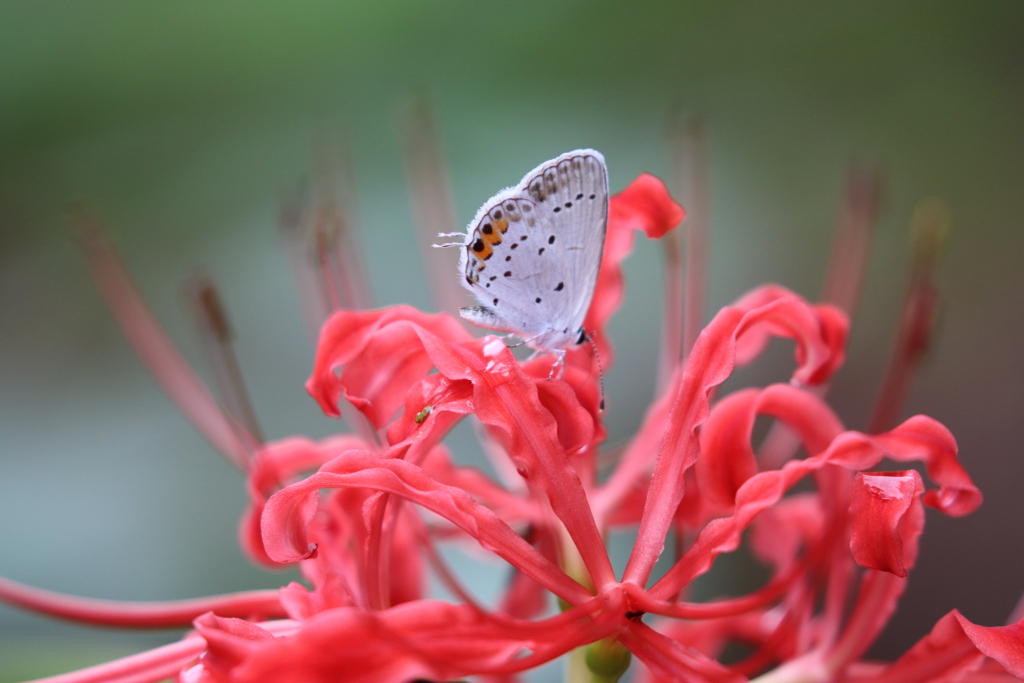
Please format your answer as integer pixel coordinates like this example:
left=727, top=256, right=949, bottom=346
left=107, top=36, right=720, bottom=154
left=459, top=150, right=608, bottom=352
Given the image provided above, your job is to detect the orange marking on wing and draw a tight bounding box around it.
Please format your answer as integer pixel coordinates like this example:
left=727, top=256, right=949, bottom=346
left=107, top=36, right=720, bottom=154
left=470, top=239, right=493, bottom=263
left=493, top=218, right=509, bottom=234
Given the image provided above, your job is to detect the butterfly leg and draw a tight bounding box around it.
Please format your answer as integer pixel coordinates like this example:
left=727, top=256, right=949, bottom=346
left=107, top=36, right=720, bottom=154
left=547, top=349, right=567, bottom=380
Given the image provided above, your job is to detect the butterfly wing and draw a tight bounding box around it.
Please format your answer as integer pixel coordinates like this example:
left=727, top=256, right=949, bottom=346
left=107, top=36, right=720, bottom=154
left=459, top=149, right=608, bottom=351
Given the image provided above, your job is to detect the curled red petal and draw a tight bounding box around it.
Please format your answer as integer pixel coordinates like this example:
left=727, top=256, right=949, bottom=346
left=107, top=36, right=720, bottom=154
left=384, top=372, right=475, bottom=448
left=242, top=435, right=369, bottom=567
left=956, top=612, right=1024, bottom=679
left=731, top=285, right=849, bottom=385
left=868, top=609, right=1024, bottom=682
left=650, top=412, right=980, bottom=601
left=622, top=290, right=848, bottom=587
left=523, top=355, right=605, bottom=453
left=261, top=450, right=591, bottom=606
left=696, top=384, right=845, bottom=513
left=415, top=333, right=615, bottom=589
left=311, top=314, right=613, bottom=593
left=695, top=388, right=763, bottom=510
left=875, top=415, right=982, bottom=517
left=192, top=612, right=278, bottom=682
left=850, top=471, right=925, bottom=577
left=306, top=305, right=469, bottom=424
left=215, top=601, right=604, bottom=683
left=748, top=492, right=824, bottom=571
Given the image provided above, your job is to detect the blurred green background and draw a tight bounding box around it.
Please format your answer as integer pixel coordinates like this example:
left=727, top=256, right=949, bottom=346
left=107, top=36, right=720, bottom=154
left=1, top=2, right=1022, bottom=680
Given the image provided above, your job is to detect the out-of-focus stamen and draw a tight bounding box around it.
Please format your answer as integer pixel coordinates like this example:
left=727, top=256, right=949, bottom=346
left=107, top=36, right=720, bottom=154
left=280, top=131, right=371, bottom=341
left=868, top=198, right=949, bottom=433
left=280, top=189, right=333, bottom=339
left=821, top=163, right=884, bottom=316
left=758, top=165, right=882, bottom=470
left=668, top=112, right=710, bottom=366
left=656, top=224, right=684, bottom=397
left=314, top=130, right=372, bottom=312
left=186, top=273, right=264, bottom=450
left=72, top=206, right=251, bottom=470
left=399, top=96, right=472, bottom=316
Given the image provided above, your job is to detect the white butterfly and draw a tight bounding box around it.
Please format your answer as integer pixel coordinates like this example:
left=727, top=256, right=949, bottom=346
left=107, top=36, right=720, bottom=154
left=438, top=149, right=609, bottom=367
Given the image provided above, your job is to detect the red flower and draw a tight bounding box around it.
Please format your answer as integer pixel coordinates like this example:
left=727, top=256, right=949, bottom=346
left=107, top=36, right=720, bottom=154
left=1, top=159, right=1015, bottom=683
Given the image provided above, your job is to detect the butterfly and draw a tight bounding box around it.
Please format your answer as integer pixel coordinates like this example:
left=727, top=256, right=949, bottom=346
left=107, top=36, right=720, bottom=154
left=437, top=149, right=609, bottom=369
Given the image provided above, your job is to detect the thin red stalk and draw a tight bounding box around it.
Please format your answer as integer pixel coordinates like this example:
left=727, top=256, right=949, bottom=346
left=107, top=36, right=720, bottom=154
left=627, top=560, right=802, bottom=620
left=731, top=606, right=809, bottom=677
left=22, top=620, right=299, bottom=683
left=817, top=524, right=857, bottom=650
left=479, top=618, right=614, bottom=676
left=825, top=572, right=906, bottom=676
left=867, top=199, right=948, bottom=434
left=73, top=208, right=251, bottom=470
left=413, top=517, right=490, bottom=613
left=186, top=274, right=264, bottom=450
left=398, top=95, right=471, bottom=316
left=364, top=491, right=393, bottom=611
left=489, top=381, right=617, bottom=591
left=20, top=636, right=207, bottom=683
left=669, top=112, right=710, bottom=362
left=374, top=495, right=405, bottom=610
left=0, top=575, right=285, bottom=628
left=620, top=620, right=741, bottom=683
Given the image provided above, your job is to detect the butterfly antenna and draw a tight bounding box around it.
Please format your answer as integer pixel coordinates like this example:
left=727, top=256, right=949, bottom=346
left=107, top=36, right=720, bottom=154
left=432, top=231, right=465, bottom=248
left=584, top=331, right=606, bottom=411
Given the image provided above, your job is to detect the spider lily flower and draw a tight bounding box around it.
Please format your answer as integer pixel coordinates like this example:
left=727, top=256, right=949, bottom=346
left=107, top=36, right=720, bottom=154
left=1, top=155, right=1019, bottom=683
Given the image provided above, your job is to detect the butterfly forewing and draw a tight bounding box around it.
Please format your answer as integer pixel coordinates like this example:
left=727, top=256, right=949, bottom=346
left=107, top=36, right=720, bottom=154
left=459, top=149, right=608, bottom=351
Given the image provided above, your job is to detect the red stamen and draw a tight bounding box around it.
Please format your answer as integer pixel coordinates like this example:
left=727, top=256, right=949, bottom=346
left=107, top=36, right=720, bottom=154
left=868, top=198, right=949, bottom=433
left=669, top=112, right=710, bottom=363
left=0, top=575, right=285, bottom=628
left=186, top=274, right=264, bottom=450
left=72, top=207, right=250, bottom=470
left=399, top=96, right=472, bottom=316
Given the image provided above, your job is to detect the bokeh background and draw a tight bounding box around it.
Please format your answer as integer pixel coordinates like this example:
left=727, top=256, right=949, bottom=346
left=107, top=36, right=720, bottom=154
left=1, top=2, right=1022, bottom=680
